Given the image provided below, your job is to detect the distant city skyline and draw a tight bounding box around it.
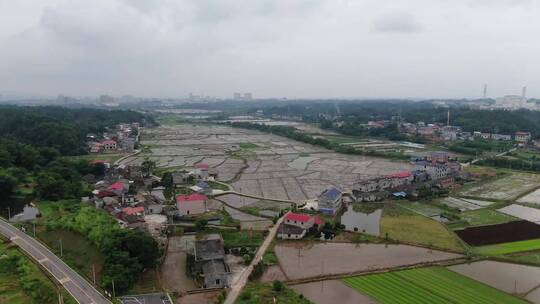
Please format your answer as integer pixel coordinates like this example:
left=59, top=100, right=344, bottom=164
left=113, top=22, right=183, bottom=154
left=1, top=1, right=540, bottom=99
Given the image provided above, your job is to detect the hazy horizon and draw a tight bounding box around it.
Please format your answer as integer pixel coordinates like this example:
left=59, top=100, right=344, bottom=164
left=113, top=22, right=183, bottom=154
left=1, top=0, right=539, bottom=99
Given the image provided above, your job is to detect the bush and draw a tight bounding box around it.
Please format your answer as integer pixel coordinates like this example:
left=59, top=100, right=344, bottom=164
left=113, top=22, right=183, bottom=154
left=243, top=254, right=253, bottom=265
left=272, top=280, right=284, bottom=292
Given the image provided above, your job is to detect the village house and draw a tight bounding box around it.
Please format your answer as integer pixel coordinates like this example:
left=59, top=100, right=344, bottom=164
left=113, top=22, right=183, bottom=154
left=90, top=142, right=103, bottom=153
left=189, top=234, right=230, bottom=288
left=176, top=193, right=207, bottom=216
left=191, top=181, right=212, bottom=195
left=515, top=131, right=532, bottom=143
left=172, top=171, right=191, bottom=187
left=277, top=212, right=323, bottom=239
left=491, top=133, right=512, bottom=141
left=194, top=163, right=210, bottom=180
left=480, top=133, right=491, bottom=140
left=317, top=187, right=343, bottom=215
left=101, top=140, right=117, bottom=151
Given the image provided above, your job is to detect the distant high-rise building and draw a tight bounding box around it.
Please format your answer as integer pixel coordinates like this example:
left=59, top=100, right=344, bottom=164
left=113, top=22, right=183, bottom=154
left=522, top=86, right=527, bottom=102
left=243, top=93, right=253, bottom=100
left=233, top=92, right=242, bottom=100
left=483, top=84, right=487, bottom=99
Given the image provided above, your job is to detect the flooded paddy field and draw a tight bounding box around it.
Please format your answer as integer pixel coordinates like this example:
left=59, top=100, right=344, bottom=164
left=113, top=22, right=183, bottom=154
left=449, top=260, right=540, bottom=302
left=274, top=242, right=461, bottom=280
left=460, top=172, right=540, bottom=201
left=498, top=204, right=540, bottom=223
left=518, top=188, right=540, bottom=205
left=129, top=124, right=413, bottom=202
left=291, top=280, right=376, bottom=304
left=455, top=220, right=540, bottom=246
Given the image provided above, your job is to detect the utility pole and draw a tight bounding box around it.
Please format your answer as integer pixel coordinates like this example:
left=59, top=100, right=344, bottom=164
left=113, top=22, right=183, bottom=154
left=6, top=207, right=10, bottom=220
left=112, top=279, right=116, bottom=298
left=59, top=239, right=63, bottom=257
left=92, top=264, right=96, bottom=285
left=33, top=222, right=36, bottom=237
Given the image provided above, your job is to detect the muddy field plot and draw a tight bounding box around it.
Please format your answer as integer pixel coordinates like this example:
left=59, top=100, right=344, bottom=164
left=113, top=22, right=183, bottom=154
left=460, top=173, right=540, bottom=201
left=132, top=124, right=413, bottom=202
left=455, top=220, right=540, bottom=246
left=275, top=242, right=461, bottom=280
left=449, top=260, right=540, bottom=302
left=292, top=280, right=376, bottom=304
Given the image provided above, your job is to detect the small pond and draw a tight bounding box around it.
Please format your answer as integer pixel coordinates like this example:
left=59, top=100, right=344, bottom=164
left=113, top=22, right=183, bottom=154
left=0, top=197, right=40, bottom=222
left=340, top=205, right=382, bottom=236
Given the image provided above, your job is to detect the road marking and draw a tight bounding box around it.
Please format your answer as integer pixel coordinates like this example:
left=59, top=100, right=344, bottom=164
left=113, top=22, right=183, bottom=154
left=59, top=277, right=71, bottom=284
left=38, top=258, right=49, bottom=263
left=10, top=236, right=20, bottom=240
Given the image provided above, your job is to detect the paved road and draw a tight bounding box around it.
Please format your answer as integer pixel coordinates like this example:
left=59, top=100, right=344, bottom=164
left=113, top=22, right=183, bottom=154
left=224, top=215, right=285, bottom=304
left=0, top=219, right=111, bottom=304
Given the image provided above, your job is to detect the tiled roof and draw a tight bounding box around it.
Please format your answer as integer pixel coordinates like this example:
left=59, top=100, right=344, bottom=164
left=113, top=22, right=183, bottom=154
left=176, top=193, right=207, bottom=203
left=285, top=212, right=312, bottom=223
left=320, top=187, right=342, bottom=200
left=123, top=206, right=144, bottom=215
left=385, top=171, right=412, bottom=179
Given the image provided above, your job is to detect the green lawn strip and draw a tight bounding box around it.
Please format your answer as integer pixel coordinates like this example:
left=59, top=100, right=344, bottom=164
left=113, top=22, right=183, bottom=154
left=343, top=273, right=450, bottom=304
left=474, top=239, right=540, bottom=256
left=344, top=267, right=526, bottom=304
left=239, top=143, right=259, bottom=149
left=398, top=268, right=493, bottom=304
left=398, top=267, right=525, bottom=304
left=502, top=250, right=540, bottom=266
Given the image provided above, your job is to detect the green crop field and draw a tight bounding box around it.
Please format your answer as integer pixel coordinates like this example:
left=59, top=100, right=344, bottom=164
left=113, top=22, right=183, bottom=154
left=475, top=238, right=540, bottom=256
left=343, top=267, right=526, bottom=304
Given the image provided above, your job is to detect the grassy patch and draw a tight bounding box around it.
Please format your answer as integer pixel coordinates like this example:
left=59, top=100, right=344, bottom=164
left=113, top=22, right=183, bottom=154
left=35, top=227, right=105, bottom=284
left=237, top=282, right=312, bottom=304
left=239, top=143, right=259, bottom=149
left=127, top=269, right=162, bottom=295
left=0, top=240, right=76, bottom=304
left=380, top=204, right=463, bottom=252
left=197, top=210, right=239, bottom=226
left=502, top=250, right=540, bottom=266
left=203, top=229, right=264, bottom=248
left=397, top=201, right=445, bottom=217
left=262, top=250, right=279, bottom=265
left=208, top=181, right=230, bottom=191
left=446, top=209, right=517, bottom=230
left=474, top=239, right=540, bottom=256
left=343, top=266, right=526, bottom=304
left=459, top=172, right=540, bottom=201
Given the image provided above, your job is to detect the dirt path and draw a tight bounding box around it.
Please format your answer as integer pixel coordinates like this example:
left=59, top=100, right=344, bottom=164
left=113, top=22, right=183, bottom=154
left=224, top=215, right=285, bottom=304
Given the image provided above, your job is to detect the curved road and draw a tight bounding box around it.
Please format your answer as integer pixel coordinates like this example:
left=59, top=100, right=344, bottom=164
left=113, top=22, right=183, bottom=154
left=0, top=219, right=111, bottom=304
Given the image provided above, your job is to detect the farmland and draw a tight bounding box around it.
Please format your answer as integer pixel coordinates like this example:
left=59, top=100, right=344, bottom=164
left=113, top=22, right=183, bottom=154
left=459, top=172, right=540, bottom=201
left=446, top=208, right=517, bottom=230
left=342, top=266, right=526, bottom=304
left=274, top=242, right=460, bottom=280
left=122, top=124, right=413, bottom=202
left=455, top=220, right=540, bottom=246
left=449, top=260, right=540, bottom=303
left=380, top=204, right=463, bottom=251
left=474, top=239, right=540, bottom=256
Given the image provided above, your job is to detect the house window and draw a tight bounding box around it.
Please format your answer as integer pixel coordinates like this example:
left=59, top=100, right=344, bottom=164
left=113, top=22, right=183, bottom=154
left=216, top=279, right=220, bottom=285
left=288, top=234, right=291, bottom=238
left=187, top=210, right=190, bottom=215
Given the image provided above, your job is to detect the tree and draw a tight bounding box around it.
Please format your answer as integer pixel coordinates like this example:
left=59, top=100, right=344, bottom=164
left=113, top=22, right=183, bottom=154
left=272, top=280, right=284, bottom=292
left=141, top=158, right=156, bottom=177
left=0, top=170, right=16, bottom=196
left=195, top=219, right=208, bottom=231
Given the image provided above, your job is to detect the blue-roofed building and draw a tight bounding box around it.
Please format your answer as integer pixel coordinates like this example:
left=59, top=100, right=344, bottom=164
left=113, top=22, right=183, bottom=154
left=318, top=187, right=343, bottom=215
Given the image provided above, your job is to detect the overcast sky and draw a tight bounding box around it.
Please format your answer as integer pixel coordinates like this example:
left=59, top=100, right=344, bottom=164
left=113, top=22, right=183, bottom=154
left=0, top=0, right=539, bottom=99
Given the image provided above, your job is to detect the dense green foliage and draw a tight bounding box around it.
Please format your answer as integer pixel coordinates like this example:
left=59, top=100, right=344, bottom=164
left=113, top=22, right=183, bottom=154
left=40, top=201, right=159, bottom=293
left=476, top=156, right=540, bottom=172
left=0, top=106, right=150, bottom=155
left=254, top=101, right=540, bottom=137
left=0, top=243, right=64, bottom=304
left=343, top=267, right=526, bottom=304
left=447, top=140, right=514, bottom=155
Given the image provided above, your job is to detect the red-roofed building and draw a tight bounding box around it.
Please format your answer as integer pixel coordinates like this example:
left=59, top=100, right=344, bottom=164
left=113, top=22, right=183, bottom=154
left=278, top=212, right=324, bottom=240
left=195, top=163, right=209, bottom=169
left=176, top=193, right=207, bottom=216
left=101, top=140, right=117, bottom=151
left=123, top=206, right=145, bottom=216
left=107, top=182, right=127, bottom=196
left=194, top=163, right=209, bottom=179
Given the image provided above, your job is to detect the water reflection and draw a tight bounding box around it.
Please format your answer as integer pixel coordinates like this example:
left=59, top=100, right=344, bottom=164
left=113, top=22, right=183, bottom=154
left=341, top=205, right=382, bottom=236
left=1, top=197, right=40, bottom=222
